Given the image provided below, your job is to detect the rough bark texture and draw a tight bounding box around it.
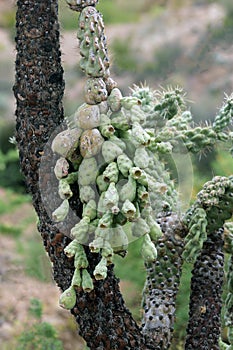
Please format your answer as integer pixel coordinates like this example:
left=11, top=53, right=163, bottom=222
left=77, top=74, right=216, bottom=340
left=184, top=228, right=224, bottom=350
left=14, top=1, right=156, bottom=349
left=142, top=213, right=186, bottom=349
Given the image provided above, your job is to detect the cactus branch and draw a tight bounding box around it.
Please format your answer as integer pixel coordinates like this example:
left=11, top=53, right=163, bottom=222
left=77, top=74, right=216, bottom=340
left=142, top=213, right=186, bottom=349
left=184, top=228, right=225, bottom=350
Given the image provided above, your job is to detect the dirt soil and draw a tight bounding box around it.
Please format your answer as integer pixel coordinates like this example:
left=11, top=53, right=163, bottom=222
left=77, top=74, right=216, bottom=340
left=0, top=188, right=86, bottom=349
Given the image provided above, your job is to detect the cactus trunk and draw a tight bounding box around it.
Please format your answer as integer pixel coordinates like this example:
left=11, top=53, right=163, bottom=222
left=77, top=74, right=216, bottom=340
left=184, top=228, right=224, bottom=350
left=142, top=213, right=185, bottom=349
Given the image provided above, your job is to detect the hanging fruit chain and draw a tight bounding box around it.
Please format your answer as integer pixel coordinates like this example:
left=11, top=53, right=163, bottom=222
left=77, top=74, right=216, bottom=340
left=51, top=0, right=233, bottom=313
left=52, top=1, right=167, bottom=309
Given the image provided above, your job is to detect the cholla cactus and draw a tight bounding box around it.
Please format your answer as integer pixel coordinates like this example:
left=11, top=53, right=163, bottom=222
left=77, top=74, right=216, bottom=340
left=46, top=1, right=233, bottom=349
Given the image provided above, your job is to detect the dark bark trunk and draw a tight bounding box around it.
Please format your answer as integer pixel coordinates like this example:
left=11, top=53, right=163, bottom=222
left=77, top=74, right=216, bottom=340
left=184, top=228, right=224, bottom=350
left=14, top=1, right=155, bottom=349
left=142, top=213, right=185, bottom=349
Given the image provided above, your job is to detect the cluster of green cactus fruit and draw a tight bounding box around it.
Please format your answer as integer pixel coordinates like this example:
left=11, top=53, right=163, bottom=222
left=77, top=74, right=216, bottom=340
left=51, top=1, right=233, bottom=324
left=52, top=1, right=167, bottom=309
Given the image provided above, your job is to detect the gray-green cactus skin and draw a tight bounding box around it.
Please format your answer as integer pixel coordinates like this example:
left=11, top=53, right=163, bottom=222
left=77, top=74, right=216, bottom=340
left=51, top=2, right=233, bottom=349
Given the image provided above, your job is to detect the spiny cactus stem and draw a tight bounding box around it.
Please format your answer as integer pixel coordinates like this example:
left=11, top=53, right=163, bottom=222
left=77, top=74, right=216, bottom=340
left=184, top=228, right=224, bottom=350
left=142, top=213, right=186, bottom=350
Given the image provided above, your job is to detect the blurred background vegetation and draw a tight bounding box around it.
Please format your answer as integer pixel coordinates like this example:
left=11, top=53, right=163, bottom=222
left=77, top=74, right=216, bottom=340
left=0, top=0, right=233, bottom=349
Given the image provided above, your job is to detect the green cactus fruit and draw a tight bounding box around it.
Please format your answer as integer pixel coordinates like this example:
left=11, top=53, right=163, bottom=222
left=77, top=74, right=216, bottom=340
left=113, top=212, right=127, bottom=226
left=64, top=239, right=80, bottom=258
left=54, top=157, right=69, bottom=179
left=99, top=124, right=115, bottom=138
left=141, top=234, right=157, bottom=263
left=88, top=218, right=99, bottom=234
left=71, top=268, right=82, bottom=288
left=98, top=211, right=113, bottom=228
left=79, top=185, right=96, bottom=203
left=52, top=199, right=69, bottom=222
left=99, top=114, right=115, bottom=138
left=96, top=174, right=109, bottom=192
left=97, top=191, right=107, bottom=217
left=74, top=103, right=100, bottom=129
left=137, top=185, right=149, bottom=202
left=132, top=217, right=150, bottom=237
left=84, top=78, right=108, bottom=105
left=103, top=162, right=119, bottom=183
left=109, top=135, right=127, bottom=151
left=89, top=241, right=101, bottom=253
left=134, top=147, right=150, bottom=169
left=130, top=166, right=143, bottom=180
left=102, top=140, right=123, bottom=163
left=58, top=179, right=73, bottom=199
left=98, top=99, right=109, bottom=113
left=118, top=176, right=136, bottom=203
left=80, top=128, right=104, bottom=158
left=102, top=241, right=114, bottom=264
left=89, top=235, right=105, bottom=253
left=107, top=88, right=123, bottom=112
left=110, top=109, right=130, bottom=131
left=122, top=199, right=137, bottom=220
left=110, top=225, right=128, bottom=253
left=94, top=226, right=110, bottom=239
left=81, top=269, right=94, bottom=292
left=131, top=122, right=150, bottom=146
left=78, top=157, right=98, bottom=186
left=117, top=154, right=133, bottom=177
left=120, top=96, right=140, bottom=110
left=93, top=256, right=108, bottom=280
left=64, top=171, right=79, bottom=184
left=59, top=286, right=76, bottom=310
left=58, top=171, right=79, bottom=199
left=146, top=215, right=163, bottom=241
left=104, top=182, right=119, bottom=209
left=129, top=105, right=146, bottom=124
left=52, top=128, right=82, bottom=158
left=82, top=199, right=97, bottom=220
left=99, top=113, right=111, bottom=126
left=70, top=216, right=90, bottom=243
left=74, top=245, right=89, bottom=269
